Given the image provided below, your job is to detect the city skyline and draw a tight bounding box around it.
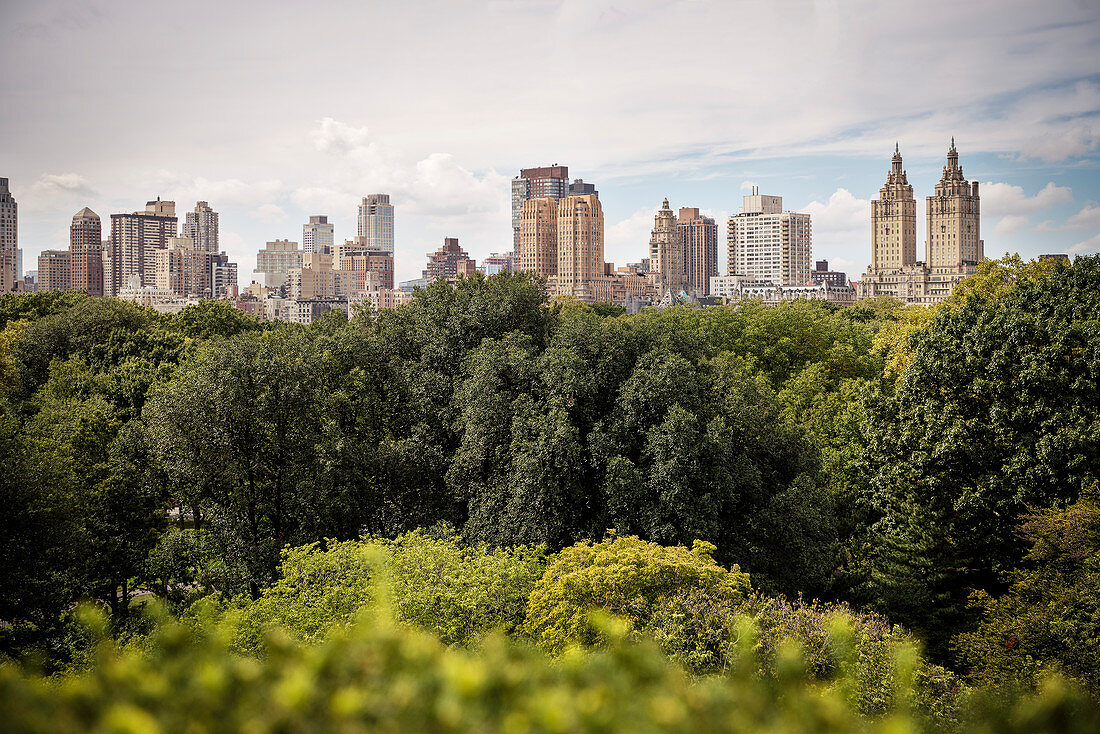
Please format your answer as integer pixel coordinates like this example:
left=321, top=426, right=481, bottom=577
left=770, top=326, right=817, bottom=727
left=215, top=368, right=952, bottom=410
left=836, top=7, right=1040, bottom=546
left=2, top=1, right=1099, bottom=286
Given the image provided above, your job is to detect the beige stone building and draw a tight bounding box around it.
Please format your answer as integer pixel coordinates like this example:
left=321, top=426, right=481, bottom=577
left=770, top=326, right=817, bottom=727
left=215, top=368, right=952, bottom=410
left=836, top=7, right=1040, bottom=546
left=256, top=239, right=303, bottom=290
left=155, top=237, right=213, bottom=298
left=555, top=194, right=603, bottom=296
left=857, top=141, right=982, bottom=305
left=648, top=199, right=687, bottom=294
left=519, top=197, right=560, bottom=276
left=0, top=178, right=18, bottom=294
left=37, top=249, right=71, bottom=292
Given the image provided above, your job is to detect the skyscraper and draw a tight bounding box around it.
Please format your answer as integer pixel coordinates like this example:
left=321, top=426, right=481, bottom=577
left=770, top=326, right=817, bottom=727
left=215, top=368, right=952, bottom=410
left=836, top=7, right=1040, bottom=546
left=872, top=143, right=917, bottom=272
left=303, top=215, right=334, bottom=255
left=926, top=138, right=982, bottom=269
left=511, top=165, right=570, bottom=249
left=108, top=198, right=177, bottom=296
left=256, top=239, right=303, bottom=290
left=649, top=200, right=684, bottom=291
left=70, top=207, right=104, bottom=296
left=648, top=199, right=687, bottom=294
left=857, top=141, right=982, bottom=305
left=211, top=255, right=238, bottom=299
left=678, top=207, right=718, bottom=297
left=519, top=197, right=559, bottom=276
left=726, top=191, right=812, bottom=286
left=183, top=201, right=219, bottom=253
left=556, top=194, right=604, bottom=294
left=0, top=178, right=17, bottom=293
left=155, top=237, right=213, bottom=298
left=357, top=195, right=394, bottom=253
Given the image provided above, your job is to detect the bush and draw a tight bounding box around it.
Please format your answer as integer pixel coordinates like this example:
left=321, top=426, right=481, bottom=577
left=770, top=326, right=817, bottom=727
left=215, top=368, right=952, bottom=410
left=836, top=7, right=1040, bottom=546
left=522, top=534, right=750, bottom=652
left=231, top=531, right=547, bottom=653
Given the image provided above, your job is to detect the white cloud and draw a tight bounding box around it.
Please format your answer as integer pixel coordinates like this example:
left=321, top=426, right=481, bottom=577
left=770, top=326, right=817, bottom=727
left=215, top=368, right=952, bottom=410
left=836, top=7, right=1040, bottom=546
left=311, top=117, right=372, bottom=154
left=802, top=188, right=870, bottom=277
left=605, top=206, right=656, bottom=268
left=1063, top=203, right=1100, bottom=231
left=740, top=180, right=758, bottom=192
left=981, top=181, right=1073, bottom=218
left=30, top=172, right=94, bottom=196
left=1068, top=232, right=1100, bottom=255
left=135, top=171, right=285, bottom=209
left=994, top=215, right=1030, bottom=235
left=1023, top=122, right=1098, bottom=162
left=252, top=203, right=287, bottom=221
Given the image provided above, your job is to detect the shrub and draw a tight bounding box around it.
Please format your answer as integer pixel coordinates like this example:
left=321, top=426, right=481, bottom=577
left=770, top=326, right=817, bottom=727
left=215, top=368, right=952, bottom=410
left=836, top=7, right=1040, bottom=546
left=522, top=534, right=750, bottom=652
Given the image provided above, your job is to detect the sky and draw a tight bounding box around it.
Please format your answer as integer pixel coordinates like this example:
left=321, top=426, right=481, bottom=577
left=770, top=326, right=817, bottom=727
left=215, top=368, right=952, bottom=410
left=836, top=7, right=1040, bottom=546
left=2, top=0, right=1099, bottom=286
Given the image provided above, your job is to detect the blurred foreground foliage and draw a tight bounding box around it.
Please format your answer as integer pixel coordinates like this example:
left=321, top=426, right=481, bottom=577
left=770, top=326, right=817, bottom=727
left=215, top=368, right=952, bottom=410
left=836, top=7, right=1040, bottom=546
left=2, top=597, right=1097, bottom=734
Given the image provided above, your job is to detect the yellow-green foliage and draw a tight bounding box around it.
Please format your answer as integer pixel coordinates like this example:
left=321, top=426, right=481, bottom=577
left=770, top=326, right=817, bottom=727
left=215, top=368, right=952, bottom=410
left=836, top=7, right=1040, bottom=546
left=522, top=534, right=750, bottom=653
left=871, top=305, right=936, bottom=382
left=2, top=604, right=1096, bottom=734
left=231, top=531, right=547, bottom=653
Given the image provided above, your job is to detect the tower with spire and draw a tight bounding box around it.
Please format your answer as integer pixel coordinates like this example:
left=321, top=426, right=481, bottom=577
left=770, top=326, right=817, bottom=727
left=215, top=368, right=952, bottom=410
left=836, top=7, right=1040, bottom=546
left=926, top=138, right=982, bottom=268
left=648, top=198, right=687, bottom=294
left=858, top=139, right=984, bottom=305
left=871, top=143, right=918, bottom=271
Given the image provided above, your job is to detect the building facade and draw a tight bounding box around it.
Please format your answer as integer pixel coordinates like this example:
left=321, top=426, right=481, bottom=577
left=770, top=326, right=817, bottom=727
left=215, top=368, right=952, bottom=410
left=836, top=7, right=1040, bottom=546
left=519, top=197, right=560, bottom=276
left=0, top=178, right=17, bottom=293
left=183, top=201, right=219, bottom=253
left=303, top=215, right=334, bottom=255
left=857, top=142, right=983, bottom=305
left=37, top=250, right=71, bottom=292
left=108, top=198, right=177, bottom=296
left=256, top=239, right=303, bottom=290
left=357, top=194, right=394, bottom=253
left=155, top=237, right=213, bottom=298
left=554, top=194, right=604, bottom=297
left=336, top=238, right=394, bottom=290
left=726, top=191, right=812, bottom=286
left=211, top=254, right=237, bottom=299
left=480, top=252, right=514, bottom=276
left=70, top=207, right=104, bottom=296
left=678, top=207, right=718, bottom=296
left=811, top=260, right=848, bottom=288
left=425, top=237, right=475, bottom=281
left=648, top=199, right=687, bottom=294
left=511, top=165, right=570, bottom=249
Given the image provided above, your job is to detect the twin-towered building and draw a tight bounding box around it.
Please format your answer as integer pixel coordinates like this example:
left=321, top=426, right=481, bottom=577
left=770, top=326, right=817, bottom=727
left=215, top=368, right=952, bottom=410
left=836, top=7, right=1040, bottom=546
left=857, top=141, right=983, bottom=304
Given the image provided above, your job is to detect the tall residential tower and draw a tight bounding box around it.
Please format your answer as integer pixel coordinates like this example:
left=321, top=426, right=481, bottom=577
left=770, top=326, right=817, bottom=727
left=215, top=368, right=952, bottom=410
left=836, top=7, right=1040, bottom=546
left=0, top=178, right=17, bottom=293
left=107, top=198, right=177, bottom=296
left=871, top=143, right=917, bottom=272
left=857, top=141, right=983, bottom=305
left=511, top=166, right=570, bottom=249
left=70, top=207, right=104, bottom=296
left=183, top=201, right=219, bottom=252
left=726, top=191, right=812, bottom=286
left=357, top=195, right=394, bottom=253
left=303, top=215, right=334, bottom=255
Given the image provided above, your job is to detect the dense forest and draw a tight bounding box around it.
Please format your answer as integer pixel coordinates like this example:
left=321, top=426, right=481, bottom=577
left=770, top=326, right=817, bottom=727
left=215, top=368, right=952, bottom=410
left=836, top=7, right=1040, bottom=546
left=1, top=255, right=1098, bottom=732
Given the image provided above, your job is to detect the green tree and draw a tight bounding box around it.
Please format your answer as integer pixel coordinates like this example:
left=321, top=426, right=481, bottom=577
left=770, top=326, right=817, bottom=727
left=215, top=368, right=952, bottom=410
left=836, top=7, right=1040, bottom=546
left=864, top=255, right=1100, bottom=656
left=954, top=490, right=1100, bottom=696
